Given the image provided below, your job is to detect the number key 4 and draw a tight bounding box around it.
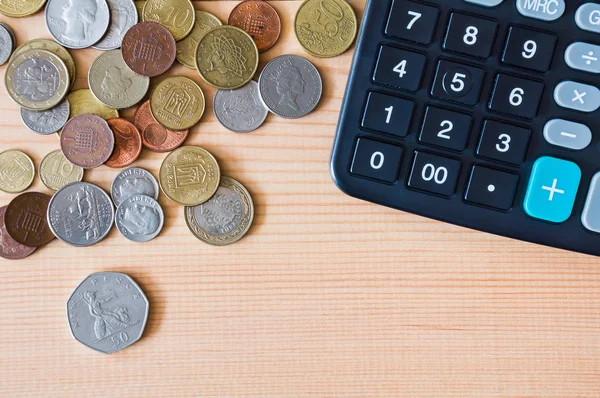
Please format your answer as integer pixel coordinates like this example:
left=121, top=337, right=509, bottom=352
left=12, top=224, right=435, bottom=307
left=373, top=45, right=427, bottom=92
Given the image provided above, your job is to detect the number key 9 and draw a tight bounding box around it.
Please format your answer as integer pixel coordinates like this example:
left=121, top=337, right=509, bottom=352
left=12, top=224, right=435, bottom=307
left=502, top=26, right=557, bottom=73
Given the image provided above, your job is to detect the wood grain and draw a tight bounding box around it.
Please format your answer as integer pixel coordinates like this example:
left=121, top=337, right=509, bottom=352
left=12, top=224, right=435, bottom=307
left=1, top=1, right=599, bottom=397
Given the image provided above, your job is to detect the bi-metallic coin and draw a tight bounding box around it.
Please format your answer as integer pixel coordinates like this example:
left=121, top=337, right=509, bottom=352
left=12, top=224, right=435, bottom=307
left=111, top=167, right=159, bottom=207
left=11, top=39, right=77, bottom=89
left=45, top=0, right=111, bottom=49
left=0, top=150, right=35, bottom=194
left=115, top=195, right=164, bottom=242
left=213, top=81, right=268, bottom=133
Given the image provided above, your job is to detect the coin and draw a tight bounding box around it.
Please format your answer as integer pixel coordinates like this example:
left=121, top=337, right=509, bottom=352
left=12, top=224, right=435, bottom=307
left=258, top=54, right=323, bottom=119
left=111, top=167, right=159, bottom=207
left=21, top=99, right=71, bottom=135
left=0, top=23, right=14, bottom=65
left=176, top=10, right=222, bottom=69
left=5, top=49, right=69, bottom=111
left=0, top=150, right=35, bottom=194
left=0, top=206, right=36, bottom=260
left=48, top=182, right=114, bottom=247
left=5, top=192, right=54, bottom=247
left=60, top=114, right=115, bottom=169
left=45, top=0, right=111, bottom=49
left=11, top=39, right=77, bottom=89
left=213, top=81, right=268, bottom=133
left=159, top=146, right=221, bottom=206
left=185, top=176, right=254, bottom=246
left=88, top=50, right=150, bottom=109
left=0, top=0, right=46, bottom=17
left=149, top=76, right=205, bottom=131
left=133, top=101, right=189, bottom=152
left=195, top=25, right=259, bottom=90
left=68, top=89, right=119, bottom=120
left=93, top=0, right=139, bottom=51
left=142, top=0, right=195, bottom=41
left=229, top=0, right=281, bottom=53
left=0, top=22, right=16, bottom=53
left=116, top=195, right=164, bottom=242
left=105, top=118, right=142, bottom=169
left=39, top=149, right=84, bottom=191
left=121, top=21, right=176, bottom=77
left=67, top=272, right=149, bottom=354
left=134, top=1, right=144, bottom=16
left=295, top=0, right=357, bottom=58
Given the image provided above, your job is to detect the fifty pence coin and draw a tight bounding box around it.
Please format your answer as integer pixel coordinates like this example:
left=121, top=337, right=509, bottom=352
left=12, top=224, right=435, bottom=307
left=60, top=114, right=115, bottom=169
left=10, top=39, right=76, bottom=89
left=67, top=272, right=149, bottom=354
left=229, top=0, right=281, bottom=53
left=213, top=81, right=268, bottom=133
left=68, top=89, right=119, bottom=120
left=21, top=98, right=71, bottom=135
left=88, top=49, right=150, bottom=109
left=0, top=22, right=14, bottom=65
left=45, top=0, right=110, bottom=49
left=185, top=176, right=254, bottom=246
left=258, top=54, right=323, bottom=119
left=0, top=0, right=46, bottom=17
left=116, top=195, right=164, bottom=242
left=142, top=0, right=195, bottom=41
left=93, top=0, right=138, bottom=51
left=0, top=150, right=35, bottom=194
left=121, top=21, right=176, bottom=77
left=0, top=206, right=36, bottom=260
left=39, top=149, right=84, bottom=192
left=105, top=118, right=142, bottom=169
left=5, top=192, right=54, bottom=247
left=149, top=76, right=205, bottom=131
left=48, top=182, right=114, bottom=247
left=133, top=101, right=189, bottom=152
left=111, top=167, right=159, bottom=207
left=176, top=10, right=222, bottom=69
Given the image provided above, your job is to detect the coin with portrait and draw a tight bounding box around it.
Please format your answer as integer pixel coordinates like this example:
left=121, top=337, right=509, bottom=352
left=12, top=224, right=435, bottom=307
left=149, top=76, right=205, bottom=131
left=45, top=0, right=110, bottom=49
left=116, top=195, right=164, bottom=242
left=111, top=167, right=159, bottom=207
left=93, top=0, right=138, bottom=50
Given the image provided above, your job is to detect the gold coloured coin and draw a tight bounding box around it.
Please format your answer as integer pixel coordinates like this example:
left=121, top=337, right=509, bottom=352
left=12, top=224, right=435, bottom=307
left=67, top=89, right=119, bottom=120
left=135, top=1, right=145, bottom=16
left=142, top=0, right=195, bottom=41
left=0, top=150, right=35, bottom=194
left=150, top=76, right=205, bottom=131
left=39, top=150, right=84, bottom=192
left=294, top=0, right=358, bottom=58
left=195, top=25, right=259, bottom=90
left=88, top=50, right=150, bottom=109
left=0, top=0, right=46, bottom=17
left=10, top=39, right=76, bottom=89
left=5, top=49, right=69, bottom=111
left=159, top=146, right=221, bottom=206
left=176, top=11, right=222, bottom=69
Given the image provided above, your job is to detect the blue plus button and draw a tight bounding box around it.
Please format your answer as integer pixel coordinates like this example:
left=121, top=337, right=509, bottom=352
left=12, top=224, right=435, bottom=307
left=524, top=157, right=581, bottom=223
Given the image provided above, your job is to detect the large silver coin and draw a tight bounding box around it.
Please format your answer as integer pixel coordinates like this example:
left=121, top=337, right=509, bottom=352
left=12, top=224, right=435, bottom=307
left=93, top=0, right=138, bottom=51
left=48, top=182, right=114, bottom=247
left=258, top=54, right=323, bottom=119
left=116, top=195, right=164, bottom=243
left=0, top=22, right=14, bottom=65
left=213, top=81, right=268, bottom=133
left=67, top=272, right=149, bottom=354
left=45, top=0, right=110, bottom=49
left=20, top=98, right=70, bottom=135
left=111, top=167, right=159, bottom=207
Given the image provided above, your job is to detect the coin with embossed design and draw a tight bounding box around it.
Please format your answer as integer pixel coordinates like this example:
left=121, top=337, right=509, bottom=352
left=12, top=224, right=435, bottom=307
left=149, top=76, right=205, bottom=131
left=45, top=0, right=111, bottom=49
left=213, top=81, right=268, bottom=133
left=0, top=150, right=35, bottom=194
left=48, top=182, right=114, bottom=247
left=134, top=0, right=144, bottom=15
left=185, top=176, right=254, bottom=246
left=21, top=98, right=70, bottom=135
left=68, top=89, right=119, bottom=120
left=0, top=23, right=14, bottom=65
left=89, top=50, right=149, bottom=109
left=5, top=192, right=54, bottom=247
left=11, top=39, right=77, bottom=89
left=39, top=150, right=84, bottom=192
left=0, top=206, right=36, bottom=260
left=67, top=272, right=149, bottom=354
left=159, top=146, right=221, bottom=206
left=176, top=10, right=222, bottom=69
left=93, top=0, right=139, bottom=50
left=121, top=21, right=176, bottom=77
left=229, top=0, right=281, bottom=53
left=133, top=101, right=189, bottom=152
left=0, top=0, right=46, bottom=17
left=60, top=114, right=115, bottom=169
left=116, top=195, right=164, bottom=242
left=142, top=0, right=195, bottom=41
left=105, top=118, right=142, bottom=168
left=111, top=167, right=159, bottom=207
left=195, top=25, right=259, bottom=90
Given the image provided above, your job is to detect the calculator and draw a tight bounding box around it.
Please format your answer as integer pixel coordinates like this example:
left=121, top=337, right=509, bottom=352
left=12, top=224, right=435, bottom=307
left=331, top=0, right=600, bottom=256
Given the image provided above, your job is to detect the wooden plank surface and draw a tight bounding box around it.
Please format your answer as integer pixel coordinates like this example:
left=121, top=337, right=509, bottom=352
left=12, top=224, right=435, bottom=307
left=1, top=1, right=599, bottom=397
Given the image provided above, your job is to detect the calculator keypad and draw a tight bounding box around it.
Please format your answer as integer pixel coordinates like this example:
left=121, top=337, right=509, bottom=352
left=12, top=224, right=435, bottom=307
left=350, top=138, right=404, bottom=183
left=443, top=12, right=498, bottom=59
left=362, top=91, right=415, bottom=137
left=431, top=60, right=485, bottom=105
left=419, top=106, right=472, bottom=151
left=465, top=165, right=519, bottom=211
left=488, top=73, right=544, bottom=119
left=373, top=46, right=427, bottom=92
left=501, top=26, right=557, bottom=72
left=408, top=151, right=461, bottom=197
left=476, top=120, right=531, bottom=165
left=386, top=0, right=439, bottom=44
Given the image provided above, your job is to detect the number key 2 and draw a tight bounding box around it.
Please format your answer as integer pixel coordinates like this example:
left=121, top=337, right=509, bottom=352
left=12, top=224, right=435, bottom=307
left=386, top=0, right=439, bottom=45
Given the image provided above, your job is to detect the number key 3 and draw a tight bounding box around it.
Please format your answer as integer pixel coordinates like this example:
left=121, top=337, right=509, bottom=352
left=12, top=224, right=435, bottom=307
left=476, top=120, right=531, bottom=165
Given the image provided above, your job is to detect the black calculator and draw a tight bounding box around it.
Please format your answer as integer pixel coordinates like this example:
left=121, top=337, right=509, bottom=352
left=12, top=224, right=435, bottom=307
left=331, top=0, right=600, bottom=256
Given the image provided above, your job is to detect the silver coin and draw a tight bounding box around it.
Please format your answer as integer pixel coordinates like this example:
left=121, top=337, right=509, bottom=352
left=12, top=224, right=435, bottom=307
left=45, top=0, right=110, bottom=49
left=20, top=98, right=70, bottom=135
left=213, top=81, right=269, bottom=133
left=48, top=182, right=115, bottom=247
left=115, top=195, right=164, bottom=243
left=258, top=54, right=323, bottom=119
left=111, top=167, right=159, bottom=207
left=0, top=22, right=15, bottom=52
left=93, top=0, right=138, bottom=51
left=0, top=23, right=14, bottom=65
left=67, top=272, right=149, bottom=354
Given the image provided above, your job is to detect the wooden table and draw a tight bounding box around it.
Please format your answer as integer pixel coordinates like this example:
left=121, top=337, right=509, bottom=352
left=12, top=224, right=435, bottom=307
left=1, top=1, right=599, bottom=397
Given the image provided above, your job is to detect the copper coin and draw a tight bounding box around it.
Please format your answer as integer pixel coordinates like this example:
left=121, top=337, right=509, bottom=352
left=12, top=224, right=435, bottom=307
left=60, top=114, right=115, bottom=169
left=5, top=192, right=54, bottom=248
left=133, top=101, right=189, bottom=153
left=105, top=118, right=143, bottom=169
left=121, top=21, right=176, bottom=77
left=228, top=0, right=281, bottom=53
left=0, top=206, right=36, bottom=260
